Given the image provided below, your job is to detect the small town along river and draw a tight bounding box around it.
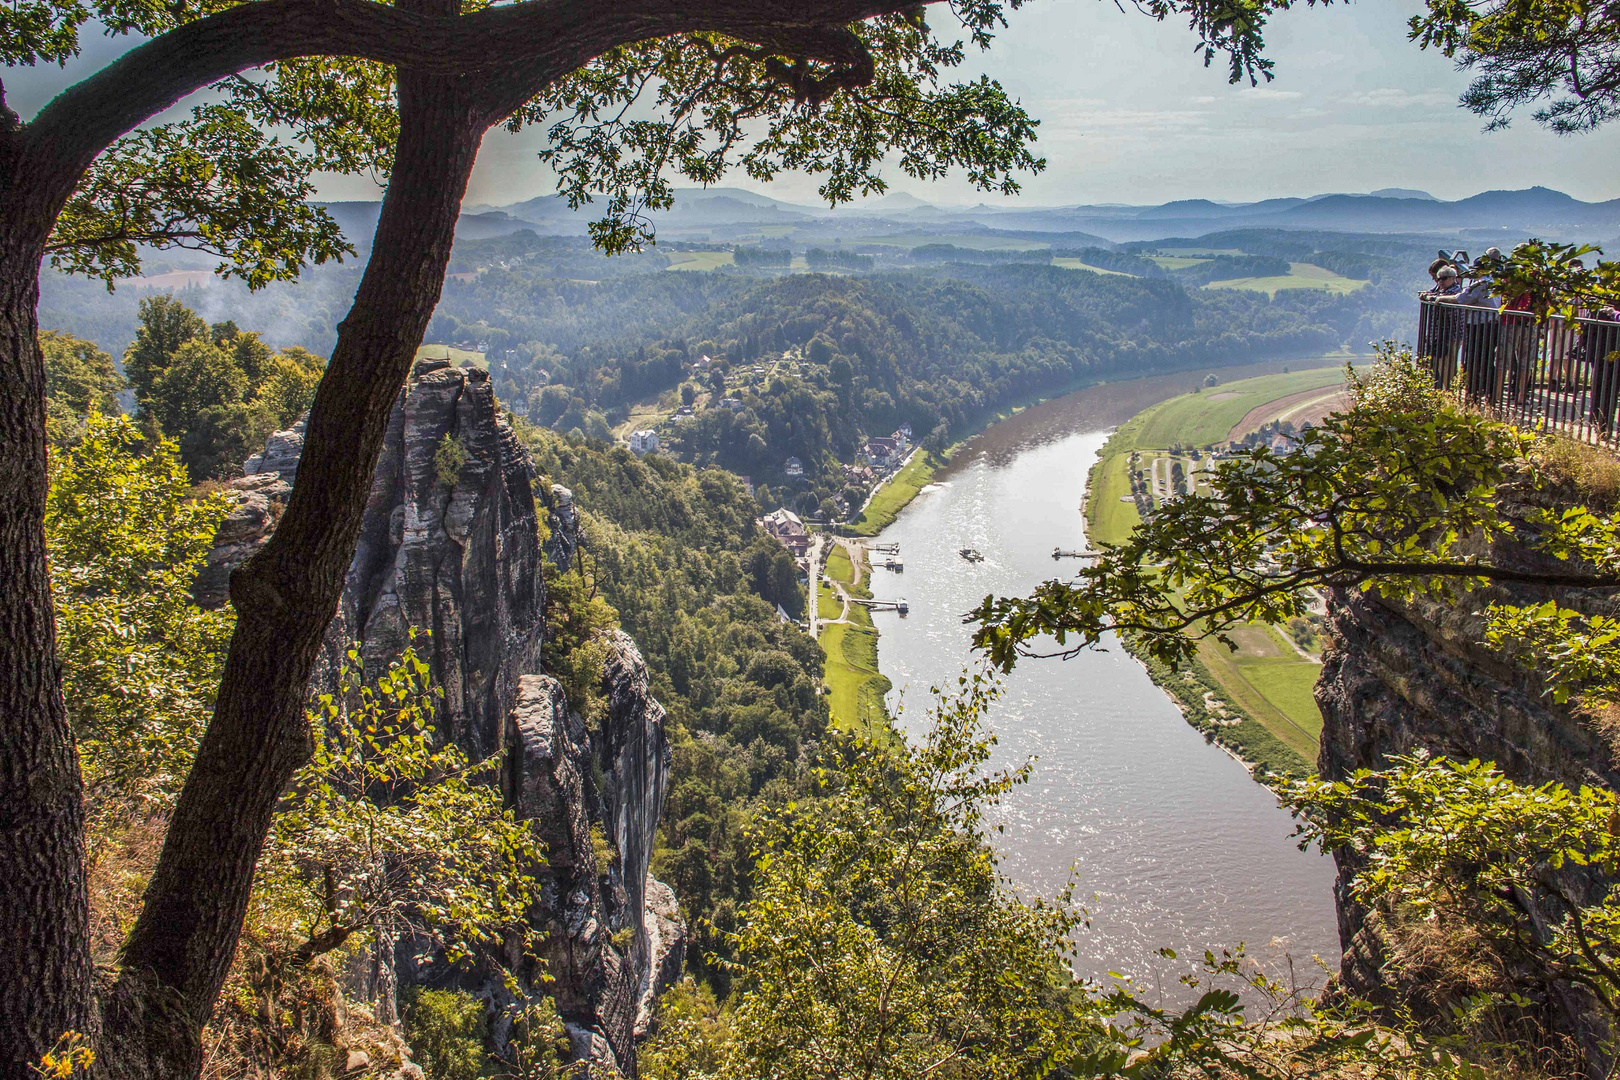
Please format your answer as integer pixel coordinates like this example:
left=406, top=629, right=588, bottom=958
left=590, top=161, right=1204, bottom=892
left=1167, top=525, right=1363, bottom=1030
left=864, top=357, right=1343, bottom=1001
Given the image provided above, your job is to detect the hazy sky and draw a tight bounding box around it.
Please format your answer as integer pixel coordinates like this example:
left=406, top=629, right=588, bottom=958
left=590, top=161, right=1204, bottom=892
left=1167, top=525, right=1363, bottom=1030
left=10, top=0, right=1619, bottom=208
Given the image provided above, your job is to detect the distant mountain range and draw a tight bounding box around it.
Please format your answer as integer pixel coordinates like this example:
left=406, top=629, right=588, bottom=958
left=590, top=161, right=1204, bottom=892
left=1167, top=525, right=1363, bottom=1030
left=328, top=184, right=1620, bottom=255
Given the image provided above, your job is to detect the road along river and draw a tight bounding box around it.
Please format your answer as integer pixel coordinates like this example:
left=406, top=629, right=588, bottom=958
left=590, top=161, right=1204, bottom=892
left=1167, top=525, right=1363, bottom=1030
left=864, top=358, right=1343, bottom=999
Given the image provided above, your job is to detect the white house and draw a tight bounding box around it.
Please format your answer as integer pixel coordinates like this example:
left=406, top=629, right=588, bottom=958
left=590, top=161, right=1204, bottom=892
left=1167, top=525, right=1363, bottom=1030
left=784, top=456, right=805, bottom=477
left=628, top=429, right=660, bottom=456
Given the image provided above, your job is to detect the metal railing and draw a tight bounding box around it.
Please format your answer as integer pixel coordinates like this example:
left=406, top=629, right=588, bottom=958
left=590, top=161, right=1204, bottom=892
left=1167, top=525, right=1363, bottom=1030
left=1418, top=299, right=1620, bottom=446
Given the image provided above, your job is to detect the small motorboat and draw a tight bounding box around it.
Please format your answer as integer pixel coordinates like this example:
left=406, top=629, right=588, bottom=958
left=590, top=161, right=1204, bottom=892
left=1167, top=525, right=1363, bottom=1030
left=959, top=548, right=984, bottom=562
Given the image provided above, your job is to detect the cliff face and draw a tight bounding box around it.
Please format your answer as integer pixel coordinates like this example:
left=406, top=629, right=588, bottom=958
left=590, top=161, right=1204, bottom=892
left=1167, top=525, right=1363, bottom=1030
left=205, top=358, right=682, bottom=1076
left=1316, top=564, right=1620, bottom=1065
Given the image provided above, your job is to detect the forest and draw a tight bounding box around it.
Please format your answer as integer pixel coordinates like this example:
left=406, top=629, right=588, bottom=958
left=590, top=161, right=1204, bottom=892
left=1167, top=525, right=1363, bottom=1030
left=410, top=244, right=1415, bottom=503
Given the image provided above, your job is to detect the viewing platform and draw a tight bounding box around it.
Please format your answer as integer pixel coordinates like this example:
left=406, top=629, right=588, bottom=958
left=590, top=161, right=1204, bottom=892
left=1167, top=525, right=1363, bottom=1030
left=1417, top=299, right=1620, bottom=446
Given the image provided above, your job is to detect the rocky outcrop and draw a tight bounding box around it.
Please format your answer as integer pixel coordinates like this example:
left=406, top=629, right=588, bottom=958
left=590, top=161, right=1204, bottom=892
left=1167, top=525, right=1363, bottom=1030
left=1317, top=559, right=1620, bottom=1068
left=204, top=359, right=681, bottom=1077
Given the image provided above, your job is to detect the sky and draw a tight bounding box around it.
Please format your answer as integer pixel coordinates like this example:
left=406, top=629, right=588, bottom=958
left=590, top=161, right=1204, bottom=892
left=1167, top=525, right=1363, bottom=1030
left=8, top=0, right=1619, bottom=209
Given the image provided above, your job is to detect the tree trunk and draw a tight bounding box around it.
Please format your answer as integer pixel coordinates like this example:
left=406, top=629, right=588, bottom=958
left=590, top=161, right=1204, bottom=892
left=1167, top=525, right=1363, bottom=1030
left=2, top=86, right=96, bottom=1072
left=96, top=67, right=487, bottom=1078
left=0, top=223, right=95, bottom=1077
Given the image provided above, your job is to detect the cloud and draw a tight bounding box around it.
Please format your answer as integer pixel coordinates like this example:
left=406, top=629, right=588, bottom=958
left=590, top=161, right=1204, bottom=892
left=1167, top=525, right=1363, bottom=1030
left=1236, top=87, right=1304, bottom=102
left=1343, top=87, right=1457, bottom=108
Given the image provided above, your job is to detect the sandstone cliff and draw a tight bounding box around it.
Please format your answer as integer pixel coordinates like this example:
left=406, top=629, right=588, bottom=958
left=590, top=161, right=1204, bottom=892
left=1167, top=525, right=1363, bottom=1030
left=204, top=357, right=682, bottom=1076
left=1317, top=524, right=1620, bottom=1067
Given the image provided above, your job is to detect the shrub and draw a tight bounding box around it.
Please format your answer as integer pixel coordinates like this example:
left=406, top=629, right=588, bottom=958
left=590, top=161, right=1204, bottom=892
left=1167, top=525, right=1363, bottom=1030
left=435, top=434, right=472, bottom=487
left=401, top=988, right=490, bottom=1080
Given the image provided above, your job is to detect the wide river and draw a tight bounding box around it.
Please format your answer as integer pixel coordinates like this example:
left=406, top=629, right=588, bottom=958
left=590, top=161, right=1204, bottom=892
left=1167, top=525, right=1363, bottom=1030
left=865, top=358, right=1342, bottom=999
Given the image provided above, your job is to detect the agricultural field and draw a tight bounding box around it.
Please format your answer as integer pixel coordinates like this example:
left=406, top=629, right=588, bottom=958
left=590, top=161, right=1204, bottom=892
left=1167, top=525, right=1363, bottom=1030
left=1204, top=261, right=1368, bottom=297
left=1082, top=367, right=1349, bottom=770
left=1051, top=258, right=1132, bottom=276
left=1197, top=625, right=1323, bottom=762
left=1145, top=255, right=1209, bottom=270
left=1132, top=364, right=1349, bottom=449
left=665, top=250, right=736, bottom=271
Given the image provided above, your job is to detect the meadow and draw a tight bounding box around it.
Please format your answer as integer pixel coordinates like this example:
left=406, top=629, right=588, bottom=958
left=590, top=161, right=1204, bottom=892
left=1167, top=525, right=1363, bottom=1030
left=1204, top=261, right=1368, bottom=297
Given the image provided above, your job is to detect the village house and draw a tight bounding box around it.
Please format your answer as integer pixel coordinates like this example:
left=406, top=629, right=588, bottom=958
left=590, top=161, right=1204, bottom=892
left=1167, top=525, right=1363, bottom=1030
left=784, top=456, right=805, bottom=478
left=627, top=429, right=660, bottom=456
left=863, top=436, right=899, bottom=468
left=759, top=507, right=810, bottom=558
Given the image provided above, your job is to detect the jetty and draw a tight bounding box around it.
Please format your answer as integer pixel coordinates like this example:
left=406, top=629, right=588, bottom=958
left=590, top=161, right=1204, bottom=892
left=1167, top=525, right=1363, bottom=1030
left=870, top=542, right=900, bottom=554
left=1052, top=547, right=1102, bottom=560
left=853, top=597, right=909, bottom=615
left=880, top=557, right=904, bottom=572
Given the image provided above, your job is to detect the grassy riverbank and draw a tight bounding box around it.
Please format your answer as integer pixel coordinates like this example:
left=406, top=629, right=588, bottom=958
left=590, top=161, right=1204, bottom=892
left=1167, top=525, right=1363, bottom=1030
left=818, top=542, right=893, bottom=738
left=849, top=450, right=943, bottom=536
left=1083, top=365, right=1350, bottom=780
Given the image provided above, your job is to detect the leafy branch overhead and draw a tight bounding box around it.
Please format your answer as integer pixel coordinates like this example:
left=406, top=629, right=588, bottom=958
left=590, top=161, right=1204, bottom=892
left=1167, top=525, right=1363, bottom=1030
left=969, top=346, right=1620, bottom=708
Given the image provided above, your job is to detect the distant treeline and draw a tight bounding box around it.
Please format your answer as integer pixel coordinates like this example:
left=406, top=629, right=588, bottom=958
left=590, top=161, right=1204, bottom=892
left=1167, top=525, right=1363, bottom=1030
left=907, top=243, right=1049, bottom=264
left=806, top=248, right=874, bottom=271
left=734, top=246, right=794, bottom=267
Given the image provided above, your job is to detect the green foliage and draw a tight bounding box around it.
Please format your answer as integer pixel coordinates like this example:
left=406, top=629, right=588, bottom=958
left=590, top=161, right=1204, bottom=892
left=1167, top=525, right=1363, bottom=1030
left=1292, top=754, right=1620, bottom=1034
left=257, top=640, right=545, bottom=966
left=401, top=988, right=492, bottom=1080
left=148, top=337, right=250, bottom=434
left=40, top=329, right=125, bottom=446
left=435, top=434, right=473, bottom=488
left=644, top=673, right=1090, bottom=1079
left=124, top=294, right=208, bottom=405
left=541, top=556, right=621, bottom=713
left=48, top=103, right=353, bottom=287
left=1409, top=0, right=1620, bottom=132
left=1470, top=239, right=1620, bottom=320
left=45, top=411, right=235, bottom=822
left=116, top=296, right=327, bottom=478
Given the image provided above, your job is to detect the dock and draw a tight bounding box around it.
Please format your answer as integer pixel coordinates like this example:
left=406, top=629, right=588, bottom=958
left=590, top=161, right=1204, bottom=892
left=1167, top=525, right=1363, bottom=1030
left=853, top=598, right=909, bottom=614
left=870, top=542, right=900, bottom=554
left=880, top=557, right=904, bottom=572
left=1052, top=547, right=1102, bottom=560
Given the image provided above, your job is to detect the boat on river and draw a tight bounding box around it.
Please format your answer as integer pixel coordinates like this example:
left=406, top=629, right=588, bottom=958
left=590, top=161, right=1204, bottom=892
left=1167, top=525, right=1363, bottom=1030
left=958, top=547, right=984, bottom=562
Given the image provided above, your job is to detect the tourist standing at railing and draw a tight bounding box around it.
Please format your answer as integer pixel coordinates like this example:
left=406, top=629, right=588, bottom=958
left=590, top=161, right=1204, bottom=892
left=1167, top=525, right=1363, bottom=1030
left=1445, top=254, right=1501, bottom=399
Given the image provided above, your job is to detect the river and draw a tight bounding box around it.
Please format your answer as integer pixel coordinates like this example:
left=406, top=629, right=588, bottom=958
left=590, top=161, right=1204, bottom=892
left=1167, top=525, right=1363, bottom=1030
left=864, top=357, right=1343, bottom=1000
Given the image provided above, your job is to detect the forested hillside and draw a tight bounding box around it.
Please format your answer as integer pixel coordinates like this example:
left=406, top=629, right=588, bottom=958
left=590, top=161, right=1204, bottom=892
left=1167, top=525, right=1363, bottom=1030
left=519, top=426, right=828, bottom=988
left=415, top=248, right=1411, bottom=503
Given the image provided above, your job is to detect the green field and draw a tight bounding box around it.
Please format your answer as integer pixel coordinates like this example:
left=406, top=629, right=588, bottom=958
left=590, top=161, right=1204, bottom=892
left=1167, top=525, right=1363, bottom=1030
left=1051, top=258, right=1133, bottom=276
left=666, top=250, right=736, bottom=271
left=1131, top=365, right=1348, bottom=449
left=1198, top=627, right=1323, bottom=763
left=818, top=566, right=893, bottom=737
left=1205, top=261, right=1368, bottom=298
left=415, top=344, right=487, bottom=370
left=817, top=582, right=843, bottom=621
left=1146, top=255, right=1210, bottom=270
left=825, top=547, right=855, bottom=585
left=850, top=451, right=941, bottom=536
left=1084, top=364, right=1350, bottom=547
left=1087, top=450, right=1141, bottom=547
